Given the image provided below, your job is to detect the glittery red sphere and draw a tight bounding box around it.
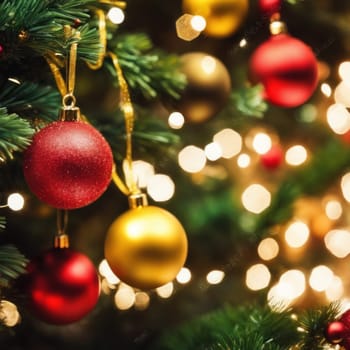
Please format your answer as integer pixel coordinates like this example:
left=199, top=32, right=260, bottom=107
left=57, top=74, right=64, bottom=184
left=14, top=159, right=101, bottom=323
left=25, top=248, right=100, bottom=325
left=249, top=34, right=318, bottom=108
left=260, top=144, right=283, bottom=169
left=258, top=0, right=282, bottom=16
left=23, top=121, right=113, bottom=209
left=325, top=321, right=347, bottom=344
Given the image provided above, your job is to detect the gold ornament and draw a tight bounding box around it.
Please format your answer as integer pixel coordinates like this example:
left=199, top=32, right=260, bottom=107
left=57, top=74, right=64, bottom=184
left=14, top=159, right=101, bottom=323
left=104, top=194, right=188, bottom=290
left=182, top=0, right=249, bottom=38
left=176, top=52, right=231, bottom=123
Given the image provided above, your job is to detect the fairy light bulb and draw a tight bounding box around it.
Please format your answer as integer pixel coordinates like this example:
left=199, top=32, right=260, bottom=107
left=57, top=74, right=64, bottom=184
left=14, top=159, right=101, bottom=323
left=245, top=264, right=271, bottom=291
left=176, top=267, right=192, bottom=284
left=213, top=129, right=242, bottom=159
left=327, top=103, right=350, bottom=134
left=107, top=7, right=125, bottom=24
left=325, top=200, right=343, bottom=220
left=206, top=270, right=225, bottom=285
left=324, top=229, right=350, bottom=258
left=147, top=174, right=175, bottom=202
left=309, top=265, right=334, bottom=292
left=7, top=193, right=24, bottom=211
left=252, top=133, right=272, bottom=155
left=237, top=153, right=251, bottom=168
left=204, top=142, right=222, bottom=161
left=341, top=172, right=350, bottom=202
left=241, top=184, right=271, bottom=214
left=320, top=83, right=332, bottom=97
left=156, top=282, right=174, bottom=299
left=99, top=259, right=120, bottom=285
left=114, top=285, right=135, bottom=310
left=178, top=145, right=206, bottom=173
left=168, top=112, right=185, bottom=129
left=191, top=15, right=206, bottom=31
left=285, top=221, right=310, bottom=248
left=258, top=238, right=279, bottom=261
left=285, top=145, right=308, bottom=166
left=325, top=276, right=344, bottom=301
left=339, top=61, right=350, bottom=82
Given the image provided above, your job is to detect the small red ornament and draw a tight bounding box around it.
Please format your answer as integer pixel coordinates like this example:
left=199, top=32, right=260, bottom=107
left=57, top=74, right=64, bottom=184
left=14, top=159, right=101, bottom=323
left=260, top=144, right=283, bottom=169
left=258, top=0, right=282, bottom=16
left=0, top=44, right=3, bottom=55
left=325, top=321, right=347, bottom=344
left=23, top=121, right=113, bottom=209
left=249, top=33, right=318, bottom=108
left=25, top=248, right=100, bottom=324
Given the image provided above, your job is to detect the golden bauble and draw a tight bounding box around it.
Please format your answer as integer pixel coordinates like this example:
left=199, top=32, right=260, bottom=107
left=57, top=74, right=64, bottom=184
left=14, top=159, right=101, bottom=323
left=182, top=0, right=249, bottom=38
left=176, top=52, right=231, bottom=123
left=104, top=206, right=188, bottom=290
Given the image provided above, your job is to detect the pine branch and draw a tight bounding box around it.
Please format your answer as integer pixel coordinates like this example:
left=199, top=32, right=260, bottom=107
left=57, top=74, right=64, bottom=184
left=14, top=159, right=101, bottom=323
left=0, top=217, right=5, bottom=232
left=0, top=81, right=60, bottom=121
left=0, top=108, right=34, bottom=160
left=107, top=33, right=186, bottom=100
left=0, top=245, right=27, bottom=288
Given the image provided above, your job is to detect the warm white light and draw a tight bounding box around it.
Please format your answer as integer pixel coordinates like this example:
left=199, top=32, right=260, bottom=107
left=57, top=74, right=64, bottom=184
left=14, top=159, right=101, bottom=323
left=178, top=145, right=206, bottom=173
left=335, top=82, right=350, bottom=107
left=132, top=160, right=155, bottom=188
left=339, top=61, right=350, bottom=82
left=245, top=264, right=271, bottom=291
left=320, top=83, right=332, bottom=98
left=147, top=174, right=175, bottom=202
left=325, top=200, right=343, bottom=220
left=156, top=282, right=174, bottom=298
left=99, top=259, right=120, bottom=285
left=237, top=153, right=251, bottom=168
left=285, top=221, right=310, bottom=248
left=205, top=142, right=222, bottom=161
left=201, top=56, right=217, bottom=75
left=239, top=38, right=247, bottom=47
left=325, top=276, right=344, bottom=301
left=190, top=15, right=206, bottom=31
left=252, top=133, right=272, bottom=155
left=327, top=103, right=350, bottom=134
left=341, top=172, right=350, bottom=202
left=107, top=7, right=125, bottom=24
left=7, top=193, right=24, bottom=211
left=213, top=129, right=242, bottom=159
left=0, top=300, right=20, bottom=327
left=309, top=265, right=334, bottom=292
left=267, top=283, right=294, bottom=311
left=324, top=229, right=350, bottom=258
left=241, top=184, right=271, bottom=214
left=279, top=270, right=306, bottom=298
left=176, top=267, right=192, bottom=284
left=134, top=292, right=150, bottom=310
left=258, top=238, right=279, bottom=261
left=206, top=270, right=225, bottom=285
left=168, top=112, right=185, bottom=129
left=114, top=285, right=135, bottom=310
left=285, top=145, right=308, bottom=166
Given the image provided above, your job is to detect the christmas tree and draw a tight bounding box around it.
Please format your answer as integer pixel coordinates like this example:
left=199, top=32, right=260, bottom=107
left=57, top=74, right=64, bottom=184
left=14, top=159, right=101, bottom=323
left=1, top=0, right=350, bottom=349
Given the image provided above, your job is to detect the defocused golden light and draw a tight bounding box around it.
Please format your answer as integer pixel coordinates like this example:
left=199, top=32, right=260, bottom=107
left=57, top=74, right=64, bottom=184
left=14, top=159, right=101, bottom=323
left=252, top=133, right=272, bottom=155
left=176, top=14, right=201, bottom=41
left=341, top=172, right=350, bottom=202
left=7, top=193, right=24, bottom=211
left=258, top=238, right=279, bottom=261
left=285, top=145, right=308, bottom=166
left=191, top=15, right=206, bottom=31
left=176, top=267, right=192, bottom=284
left=178, top=145, right=206, bottom=173
left=239, top=38, right=247, bottom=47
left=325, top=276, right=344, bottom=301
left=107, top=7, right=125, bottom=24
left=324, top=229, right=350, bottom=258
left=147, top=174, right=175, bottom=202
left=309, top=265, right=334, bottom=292
left=339, top=61, right=350, bottom=82
left=168, top=111, right=185, bottom=129
left=245, top=264, right=271, bottom=291
left=213, top=128, right=242, bottom=159
left=241, top=184, right=271, bottom=214
left=279, top=270, right=306, bottom=298
left=132, top=160, right=155, bottom=189
left=267, top=283, right=294, bottom=311
left=201, top=56, right=217, bottom=74
left=325, top=200, right=343, bottom=220
left=320, top=83, right=332, bottom=98
left=327, top=103, right=350, bottom=134
left=335, top=82, right=350, bottom=107
left=0, top=300, right=20, bottom=327
left=285, top=221, right=310, bottom=248
left=206, top=270, right=225, bottom=285
left=156, top=282, right=174, bottom=298
left=237, top=153, right=251, bottom=168
left=205, top=142, right=222, bottom=161
left=134, top=292, right=150, bottom=310
left=99, top=259, right=120, bottom=285
left=114, top=285, right=135, bottom=310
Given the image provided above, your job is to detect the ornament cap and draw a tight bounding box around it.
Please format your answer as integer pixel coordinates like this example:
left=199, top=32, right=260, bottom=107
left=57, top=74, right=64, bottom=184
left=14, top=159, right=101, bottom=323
left=269, top=20, right=287, bottom=35
left=59, top=106, right=81, bottom=122
left=54, top=234, right=70, bottom=249
left=128, top=192, right=148, bottom=209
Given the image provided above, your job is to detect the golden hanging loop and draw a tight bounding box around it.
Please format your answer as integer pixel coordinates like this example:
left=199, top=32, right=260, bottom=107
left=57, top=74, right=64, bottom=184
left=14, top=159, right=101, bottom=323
left=54, top=209, right=69, bottom=249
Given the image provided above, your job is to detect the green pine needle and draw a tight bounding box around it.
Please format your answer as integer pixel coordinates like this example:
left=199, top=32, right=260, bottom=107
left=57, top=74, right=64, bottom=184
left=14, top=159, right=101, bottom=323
left=0, top=217, right=5, bottom=232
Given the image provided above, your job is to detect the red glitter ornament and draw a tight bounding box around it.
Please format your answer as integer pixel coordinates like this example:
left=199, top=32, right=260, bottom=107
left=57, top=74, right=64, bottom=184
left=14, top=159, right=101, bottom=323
left=260, top=144, right=283, bottom=170
left=325, top=321, right=347, bottom=344
left=23, top=120, right=113, bottom=209
left=258, top=0, right=282, bottom=16
left=25, top=248, right=100, bottom=325
left=249, top=33, right=318, bottom=108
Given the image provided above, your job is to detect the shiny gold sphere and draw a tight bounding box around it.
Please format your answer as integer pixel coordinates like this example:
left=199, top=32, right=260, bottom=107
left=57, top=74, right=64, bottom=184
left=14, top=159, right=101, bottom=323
left=176, top=52, right=231, bottom=123
left=104, top=206, right=188, bottom=290
left=182, top=0, right=249, bottom=38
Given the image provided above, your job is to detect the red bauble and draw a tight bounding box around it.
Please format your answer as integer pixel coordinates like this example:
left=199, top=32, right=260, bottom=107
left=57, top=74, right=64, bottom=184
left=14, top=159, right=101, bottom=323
left=258, top=0, right=282, bottom=16
left=325, top=321, right=347, bottom=344
left=25, top=248, right=100, bottom=324
left=261, top=144, right=283, bottom=169
left=23, top=121, right=113, bottom=209
left=249, top=33, right=318, bottom=107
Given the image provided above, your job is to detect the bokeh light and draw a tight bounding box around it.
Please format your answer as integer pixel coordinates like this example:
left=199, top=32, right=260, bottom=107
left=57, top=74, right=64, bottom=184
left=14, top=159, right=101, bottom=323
left=107, top=7, right=125, bottom=24
left=285, top=145, right=308, bottom=166
left=241, top=184, right=271, bottom=214
left=168, top=112, right=185, bottom=129
left=213, top=129, right=242, bottom=159
left=324, top=229, right=350, bottom=258
left=252, top=133, right=272, bottom=155
left=178, top=145, right=206, bottom=173
left=7, top=193, right=24, bottom=211
left=258, top=238, right=279, bottom=261
left=245, top=264, right=271, bottom=291
left=114, top=285, right=135, bottom=310
left=205, top=142, right=222, bottom=161
left=147, top=174, right=175, bottom=202
left=309, top=265, right=334, bottom=292
left=206, top=270, right=225, bottom=285
left=176, top=267, right=192, bottom=284
left=156, top=282, right=174, bottom=298
left=285, top=221, right=310, bottom=248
